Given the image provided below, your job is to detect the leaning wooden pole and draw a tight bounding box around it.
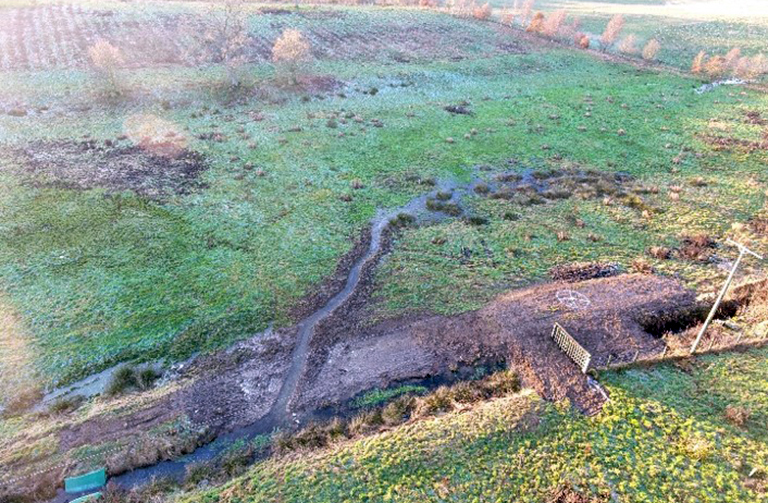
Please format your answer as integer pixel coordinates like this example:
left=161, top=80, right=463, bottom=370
left=690, top=239, right=763, bottom=354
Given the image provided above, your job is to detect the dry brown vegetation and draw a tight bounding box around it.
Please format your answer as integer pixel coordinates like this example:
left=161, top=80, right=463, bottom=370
left=87, top=39, right=124, bottom=95
left=617, top=34, right=638, bottom=55
left=527, top=12, right=545, bottom=33
left=642, top=39, right=661, bottom=61
left=272, top=28, right=312, bottom=86
left=541, top=9, right=566, bottom=37
left=599, top=14, right=624, bottom=52
left=473, top=2, right=492, bottom=21
left=692, top=50, right=707, bottom=73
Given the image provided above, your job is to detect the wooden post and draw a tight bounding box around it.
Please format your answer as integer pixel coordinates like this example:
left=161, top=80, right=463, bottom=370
left=691, top=240, right=763, bottom=354
left=632, top=350, right=639, bottom=363
left=606, top=354, right=613, bottom=368
left=661, top=345, right=668, bottom=358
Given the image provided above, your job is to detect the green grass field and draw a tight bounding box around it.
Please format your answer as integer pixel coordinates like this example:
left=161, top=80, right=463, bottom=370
left=0, top=1, right=767, bottom=391
left=1, top=1, right=768, bottom=501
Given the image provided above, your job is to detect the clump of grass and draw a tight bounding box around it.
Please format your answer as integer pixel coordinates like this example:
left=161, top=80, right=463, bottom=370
left=474, top=183, right=490, bottom=195
left=381, top=395, right=415, bottom=425
left=106, top=366, right=138, bottom=396
left=464, top=215, right=489, bottom=226
left=724, top=405, right=751, bottom=427
left=414, top=386, right=454, bottom=417
left=435, top=190, right=452, bottom=201
left=48, top=396, right=85, bottom=415
left=390, top=213, right=416, bottom=228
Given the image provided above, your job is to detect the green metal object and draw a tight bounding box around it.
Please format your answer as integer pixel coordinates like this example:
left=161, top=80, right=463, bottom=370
left=70, top=492, right=102, bottom=503
left=64, top=468, right=107, bottom=494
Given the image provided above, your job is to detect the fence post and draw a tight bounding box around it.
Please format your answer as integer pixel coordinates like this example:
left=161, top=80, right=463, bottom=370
left=661, top=345, right=668, bottom=358
left=632, top=350, right=639, bottom=363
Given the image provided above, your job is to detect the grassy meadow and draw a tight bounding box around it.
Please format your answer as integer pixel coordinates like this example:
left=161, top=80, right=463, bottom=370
left=0, top=1, right=767, bottom=392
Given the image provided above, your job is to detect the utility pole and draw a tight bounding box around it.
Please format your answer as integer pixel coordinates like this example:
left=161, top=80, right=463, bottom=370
left=690, top=239, right=763, bottom=354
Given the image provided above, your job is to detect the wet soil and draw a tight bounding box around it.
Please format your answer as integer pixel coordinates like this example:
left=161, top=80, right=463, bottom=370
left=297, top=274, right=697, bottom=415
left=13, top=140, right=208, bottom=198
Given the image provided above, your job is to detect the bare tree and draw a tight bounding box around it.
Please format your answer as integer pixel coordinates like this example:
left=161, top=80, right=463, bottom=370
left=201, top=0, right=250, bottom=88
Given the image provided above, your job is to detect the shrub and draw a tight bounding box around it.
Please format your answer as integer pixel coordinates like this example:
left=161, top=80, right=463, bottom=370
left=481, top=369, right=521, bottom=396
left=541, top=9, right=566, bottom=37
left=704, top=55, right=726, bottom=78
left=642, top=39, right=661, bottom=61
left=691, top=51, right=706, bottom=73
left=473, top=2, right=492, bottom=20
left=737, top=54, right=767, bottom=79
left=49, top=396, right=84, bottom=415
left=272, top=29, right=312, bottom=86
left=617, top=33, right=638, bottom=55
left=575, top=32, right=590, bottom=49
left=348, top=409, right=384, bottom=436
left=501, top=10, right=515, bottom=25
left=599, top=14, right=624, bottom=51
left=87, top=39, right=124, bottom=96
left=526, top=12, right=545, bottom=33
left=381, top=395, right=415, bottom=425
left=723, top=47, right=741, bottom=70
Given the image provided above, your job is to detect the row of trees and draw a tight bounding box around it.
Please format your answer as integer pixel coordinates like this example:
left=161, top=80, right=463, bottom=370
left=451, top=0, right=765, bottom=78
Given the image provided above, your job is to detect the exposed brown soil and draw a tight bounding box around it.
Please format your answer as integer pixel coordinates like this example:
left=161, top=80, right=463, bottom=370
left=549, top=261, right=621, bottom=282
left=745, top=110, right=768, bottom=125
left=296, top=274, right=697, bottom=415
left=700, top=133, right=768, bottom=153
left=13, top=140, right=208, bottom=198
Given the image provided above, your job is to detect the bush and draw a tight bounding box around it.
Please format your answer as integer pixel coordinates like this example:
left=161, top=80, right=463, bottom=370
left=526, top=12, right=545, bottom=33
left=704, top=55, right=726, bottom=78
left=575, top=32, right=590, bottom=49
left=272, top=29, right=312, bottom=86
left=724, top=47, right=741, bottom=70
left=642, top=39, right=661, bottom=61
left=541, top=9, right=566, bottom=38
left=49, top=396, right=84, bottom=415
left=599, top=14, right=624, bottom=51
left=617, top=33, right=638, bottom=55
left=691, top=51, right=707, bottom=73
left=200, top=0, right=249, bottom=89
left=472, top=2, right=492, bottom=20
left=87, top=39, right=124, bottom=96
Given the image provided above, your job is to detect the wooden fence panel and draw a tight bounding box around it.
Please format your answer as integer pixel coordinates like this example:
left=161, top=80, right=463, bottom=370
left=551, top=323, right=591, bottom=373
